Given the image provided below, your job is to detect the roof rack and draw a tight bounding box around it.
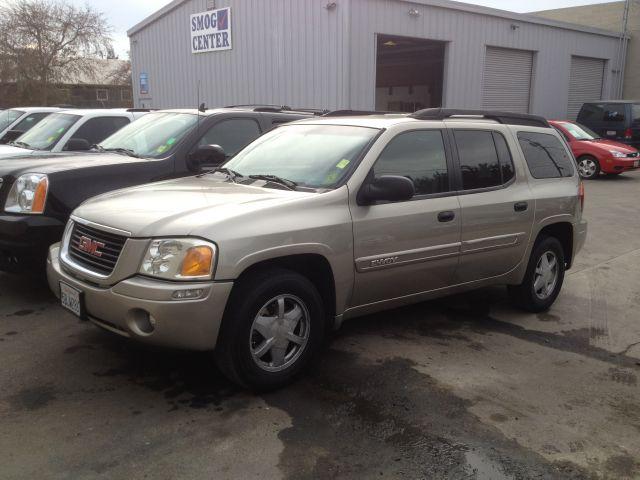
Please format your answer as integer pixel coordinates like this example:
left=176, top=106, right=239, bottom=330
left=410, top=108, right=550, bottom=128
left=126, top=108, right=154, bottom=112
left=224, top=104, right=327, bottom=116
left=322, top=110, right=393, bottom=117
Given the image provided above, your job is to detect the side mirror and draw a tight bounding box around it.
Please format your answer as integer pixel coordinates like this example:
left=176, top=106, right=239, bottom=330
left=64, top=138, right=91, bottom=151
left=1, top=130, right=25, bottom=144
left=358, top=175, right=415, bottom=205
left=187, top=144, right=226, bottom=172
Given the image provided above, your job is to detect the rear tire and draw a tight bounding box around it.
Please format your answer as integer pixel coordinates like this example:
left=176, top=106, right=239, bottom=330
left=215, top=268, right=325, bottom=391
left=509, top=236, right=565, bottom=313
left=577, top=155, right=600, bottom=180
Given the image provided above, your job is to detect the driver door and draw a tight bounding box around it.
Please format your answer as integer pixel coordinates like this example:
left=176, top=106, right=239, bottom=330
left=350, top=128, right=461, bottom=307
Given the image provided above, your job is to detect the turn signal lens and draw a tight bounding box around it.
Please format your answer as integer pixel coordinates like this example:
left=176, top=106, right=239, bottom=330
left=32, top=177, right=48, bottom=214
left=180, top=246, right=214, bottom=277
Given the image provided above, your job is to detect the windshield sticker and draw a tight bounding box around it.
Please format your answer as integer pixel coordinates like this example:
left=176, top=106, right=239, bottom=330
left=167, top=137, right=176, bottom=145
left=336, top=159, right=350, bottom=169
left=47, top=136, right=55, bottom=143
left=157, top=145, right=168, bottom=153
left=57, top=128, right=66, bottom=133
left=324, top=171, right=339, bottom=184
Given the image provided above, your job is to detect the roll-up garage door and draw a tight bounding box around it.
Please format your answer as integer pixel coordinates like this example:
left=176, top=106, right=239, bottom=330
left=567, top=56, right=605, bottom=120
left=482, top=47, right=534, bottom=114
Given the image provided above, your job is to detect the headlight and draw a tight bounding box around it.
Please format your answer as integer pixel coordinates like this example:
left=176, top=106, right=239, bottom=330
left=610, top=150, right=626, bottom=158
left=139, top=238, right=216, bottom=280
left=5, top=173, right=48, bottom=214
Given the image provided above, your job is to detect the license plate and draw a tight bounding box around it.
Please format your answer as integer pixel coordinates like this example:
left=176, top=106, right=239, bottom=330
left=60, top=282, right=83, bottom=318
left=634, top=160, right=639, bottom=168
left=606, top=131, right=616, bottom=136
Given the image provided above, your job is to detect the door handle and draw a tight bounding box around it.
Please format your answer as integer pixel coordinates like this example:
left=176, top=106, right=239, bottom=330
left=514, top=202, right=528, bottom=212
left=437, top=211, right=456, bottom=222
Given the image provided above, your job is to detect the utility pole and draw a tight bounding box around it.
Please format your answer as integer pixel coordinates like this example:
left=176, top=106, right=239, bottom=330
left=615, top=0, right=631, bottom=99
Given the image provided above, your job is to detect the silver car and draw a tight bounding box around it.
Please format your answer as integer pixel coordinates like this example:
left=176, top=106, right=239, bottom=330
left=47, top=109, right=587, bottom=390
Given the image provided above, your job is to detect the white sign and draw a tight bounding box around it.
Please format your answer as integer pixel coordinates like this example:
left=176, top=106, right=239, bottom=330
left=191, top=7, right=232, bottom=54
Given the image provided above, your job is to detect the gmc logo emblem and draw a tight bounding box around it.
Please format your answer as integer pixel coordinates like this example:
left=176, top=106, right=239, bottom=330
left=77, top=236, right=105, bottom=257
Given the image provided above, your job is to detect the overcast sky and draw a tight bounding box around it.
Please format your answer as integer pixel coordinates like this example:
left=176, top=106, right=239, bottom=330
left=75, top=0, right=614, bottom=58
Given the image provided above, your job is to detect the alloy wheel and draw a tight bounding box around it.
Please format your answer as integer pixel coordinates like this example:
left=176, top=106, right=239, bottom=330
left=533, top=251, right=559, bottom=300
left=578, top=158, right=597, bottom=179
left=249, top=294, right=311, bottom=372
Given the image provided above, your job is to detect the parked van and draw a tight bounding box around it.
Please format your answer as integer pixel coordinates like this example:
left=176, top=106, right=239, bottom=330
left=577, top=101, right=640, bottom=148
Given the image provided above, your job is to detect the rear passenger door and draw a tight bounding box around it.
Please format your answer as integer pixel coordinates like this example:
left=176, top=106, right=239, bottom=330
left=351, top=128, right=461, bottom=306
left=452, top=128, right=534, bottom=284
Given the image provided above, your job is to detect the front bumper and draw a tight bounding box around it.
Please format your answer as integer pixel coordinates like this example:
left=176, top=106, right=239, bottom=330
left=601, top=157, right=640, bottom=173
left=47, top=243, right=234, bottom=351
left=0, top=213, right=65, bottom=272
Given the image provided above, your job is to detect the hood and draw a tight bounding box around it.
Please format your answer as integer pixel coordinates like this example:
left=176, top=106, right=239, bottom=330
left=586, top=139, right=638, bottom=155
left=0, top=152, right=149, bottom=177
left=73, top=176, right=316, bottom=237
left=0, top=144, right=34, bottom=157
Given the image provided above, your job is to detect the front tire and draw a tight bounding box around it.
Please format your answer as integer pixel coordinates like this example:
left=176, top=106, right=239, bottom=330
left=215, top=268, right=325, bottom=391
left=509, top=236, right=565, bottom=313
left=577, top=156, right=600, bottom=180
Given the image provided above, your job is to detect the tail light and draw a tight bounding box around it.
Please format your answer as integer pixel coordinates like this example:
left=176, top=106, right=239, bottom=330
left=624, top=128, right=633, bottom=140
left=578, top=181, right=585, bottom=212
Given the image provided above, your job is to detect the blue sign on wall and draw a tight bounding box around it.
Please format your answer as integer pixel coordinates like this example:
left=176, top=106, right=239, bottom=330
left=139, top=73, right=149, bottom=95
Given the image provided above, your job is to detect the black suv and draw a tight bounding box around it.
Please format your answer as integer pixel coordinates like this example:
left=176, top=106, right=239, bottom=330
left=577, top=101, right=640, bottom=148
left=0, top=106, right=320, bottom=272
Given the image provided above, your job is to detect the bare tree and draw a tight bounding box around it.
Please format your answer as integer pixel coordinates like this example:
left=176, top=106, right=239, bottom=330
left=0, top=0, right=113, bottom=105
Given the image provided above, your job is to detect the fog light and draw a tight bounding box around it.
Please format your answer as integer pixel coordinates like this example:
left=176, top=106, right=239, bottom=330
left=128, top=309, right=155, bottom=335
left=172, top=288, right=204, bottom=300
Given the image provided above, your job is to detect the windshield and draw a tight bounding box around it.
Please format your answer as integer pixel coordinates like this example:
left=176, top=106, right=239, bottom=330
left=99, top=112, right=199, bottom=158
left=16, top=113, right=80, bottom=150
left=558, top=122, right=600, bottom=141
left=224, top=124, right=380, bottom=189
left=0, top=109, right=24, bottom=130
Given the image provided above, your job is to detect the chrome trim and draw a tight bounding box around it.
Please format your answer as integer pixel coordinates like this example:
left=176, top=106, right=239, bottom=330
left=355, top=242, right=461, bottom=272
left=70, top=215, right=132, bottom=237
left=60, top=220, right=117, bottom=281
left=461, top=232, right=525, bottom=254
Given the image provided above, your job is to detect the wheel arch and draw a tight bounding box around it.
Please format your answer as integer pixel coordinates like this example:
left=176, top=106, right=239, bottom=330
left=230, top=252, right=338, bottom=327
left=535, top=221, right=574, bottom=270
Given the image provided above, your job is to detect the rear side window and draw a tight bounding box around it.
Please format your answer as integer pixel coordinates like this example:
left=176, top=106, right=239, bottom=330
left=454, top=130, right=515, bottom=190
left=199, top=118, right=262, bottom=157
left=603, top=104, right=625, bottom=123
left=69, top=117, right=130, bottom=147
left=12, top=112, right=51, bottom=133
left=373, top=130, right=450, bottom=196
left=517, top=132, right=574, bottom=179
left=632, top=104, right=640, bottom=124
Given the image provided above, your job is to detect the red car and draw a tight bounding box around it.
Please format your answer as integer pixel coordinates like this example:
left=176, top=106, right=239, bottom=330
left=550, top=120, right=640, bottom=179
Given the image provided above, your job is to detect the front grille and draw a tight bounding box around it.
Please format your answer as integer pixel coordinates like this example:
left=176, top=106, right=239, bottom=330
left=68, top=222, right=127, bottom=275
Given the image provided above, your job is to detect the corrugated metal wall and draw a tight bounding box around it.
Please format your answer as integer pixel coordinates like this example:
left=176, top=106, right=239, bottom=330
left=130, top=0, right=622, bottom=119
left=567, top=56, right=605, bottom=120
left=130, top=0, right=351, bottom=110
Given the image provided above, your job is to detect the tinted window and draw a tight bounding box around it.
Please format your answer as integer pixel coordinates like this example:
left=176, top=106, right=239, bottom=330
left=0, top=109, right=24, bottom=130
left=603, top=104, right=625, bottom=123
left=199, top=118, right=262, bottom=157
left=373, top=130, right=449, bottom=196
left=12, top=112, right=51, bottom=133
left=518, top=132, right=574, bottom=179
left=68, top=117, right=130, bottom=148
left=454, top=130, right=504, bottom=190
left=632, top=104, right=640, bottom=124
left=577, top=104, right=603, bottom=123
left=493, top=132, right=515, bottom=183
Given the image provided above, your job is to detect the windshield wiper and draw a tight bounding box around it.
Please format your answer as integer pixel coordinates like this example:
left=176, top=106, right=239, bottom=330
left=249, top=174, right=298, bottom=190
left=200, top=167, right=243, bottom=182
left=102, top=147, right=140, bottom=158
left=10, top=141, right=32, bottom=149
left=91, top=144, right=105, bottom=152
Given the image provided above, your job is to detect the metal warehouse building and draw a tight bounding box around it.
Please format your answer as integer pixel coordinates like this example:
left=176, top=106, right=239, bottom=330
left=128, top=0, right=628, bottom=119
